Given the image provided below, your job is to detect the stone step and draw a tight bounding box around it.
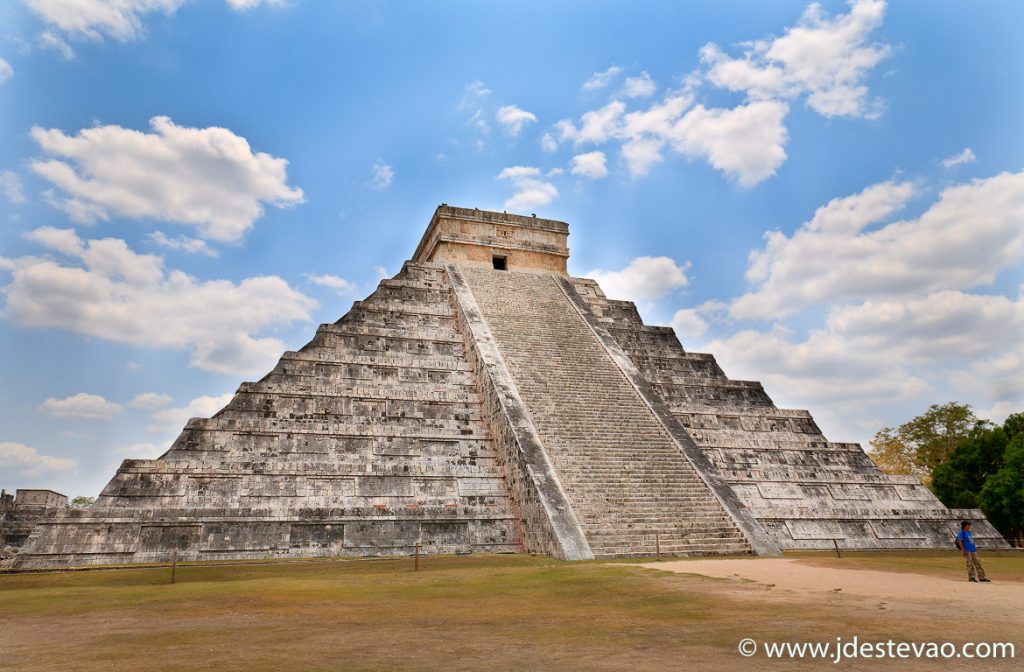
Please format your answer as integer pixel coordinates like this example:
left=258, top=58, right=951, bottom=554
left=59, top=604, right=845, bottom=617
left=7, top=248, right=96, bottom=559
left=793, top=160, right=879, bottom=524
left=461, top=266, right=751, bottom=557
left=591, top=545, right=752, bottom=558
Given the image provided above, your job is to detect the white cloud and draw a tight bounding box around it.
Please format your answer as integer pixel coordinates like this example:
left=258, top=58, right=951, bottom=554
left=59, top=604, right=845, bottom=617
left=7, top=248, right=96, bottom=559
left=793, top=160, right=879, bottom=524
left=540, top=1, right=890, bottom=186
left=226, top=0, right=282, bottom=9
left=497, top=166, right=559, bottom=212
left=190, top=334, right=287, bottom=375
left=504, top=182, right=559, bottom=212
left=1, top=171, right=26, bottom=204
left=40, top=393, right=122, bottom=420
left=26, top=1, right=276, bottom=43
left=497, top=166, right=540, bottom=180
left=943, top=147, right=977, bottom=169
left=540, top=132, right=558, bottom=153
left=589, top=256, right=690, bottom=303
left=127, top=392, right=173, bottom=409
left=25, top=227, right=164, bottom=284
left=670, top=171, right=1024, bottom=444
left=706, top=325, right=928, bottom=412
left=570, top=151, right=608, bottom=179
left=622, top=71, right=656, bottom=98
left=371, top=161, right=394, bottom=189
left=555, top=94, right=787, bottom=185
left=671, top=308, right=709, bottom=341
left=583, top=65, right=622, bottom=90
left=672, top=299, right=730, bottom=343
left=0, top=58, right=13, bottom=83
left=0, top=442, right=75, bottom=476
left=24, top=225, right=83, bottom=256
left=2, top=229, right=316, bottom=376
left=732, top=172, right=1024, bottom=319
left=306, top=273, right=358, bottom=295
left=459, top=80, right=494, bottom=147
left=112, top=442, right=165, bottom=458
left=544, top=0, right=888, bottom=186
left=149, top=393, right=234, bottom=433
left=38, top=30, right=75, bottom=59
left=557, top=101, right=626, bottom=145
left=823, top=290, right=1024, bottom=362
left=700, top=0, right=892, bottom=118
left=149, top=231, right=218, bottom=257
left=460, top=80, right=492, bottom=109
left=469, top=111, right=490, bottom=134
left=25, top=0, right=186, bottom=42
left=616, top=94, right=694, bottom=177
left=978, top=401, right=1018, bottom=426
left=30, top=116, right=304, bottom=242
left=956, top=348, right=1024, bottom=409
left=669, top=101, right=789, bottom=187
left=706, top=288, right=1024, bottom=421
left=621, top=137, right=665, bottom=178
left=496, top=105, right=537, bottom=137
left=621, top=94, right=694, bottom=140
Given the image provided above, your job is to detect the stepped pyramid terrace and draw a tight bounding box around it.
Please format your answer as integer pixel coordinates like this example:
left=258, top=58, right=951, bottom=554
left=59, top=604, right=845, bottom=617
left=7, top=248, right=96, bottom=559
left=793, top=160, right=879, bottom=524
left=11, top=205, right=1007, bottom=568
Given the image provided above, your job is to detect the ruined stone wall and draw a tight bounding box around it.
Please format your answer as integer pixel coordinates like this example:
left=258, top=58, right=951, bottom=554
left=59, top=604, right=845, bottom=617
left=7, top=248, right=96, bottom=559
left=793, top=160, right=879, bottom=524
left=1, top=490, right=68, bottom=550
left=14, top=490, right=67, bottom=508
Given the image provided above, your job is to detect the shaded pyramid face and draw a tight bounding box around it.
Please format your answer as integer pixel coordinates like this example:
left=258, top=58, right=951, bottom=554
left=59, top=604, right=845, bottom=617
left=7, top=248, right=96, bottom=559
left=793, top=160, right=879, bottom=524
left=12, top=206, right=1006, bottom=568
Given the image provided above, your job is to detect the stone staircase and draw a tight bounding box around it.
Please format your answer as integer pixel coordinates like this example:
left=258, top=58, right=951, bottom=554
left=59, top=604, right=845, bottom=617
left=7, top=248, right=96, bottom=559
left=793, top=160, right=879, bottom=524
left=460, top=267, right=752, bottom=557
left=567, top=277, right=1008, bottom=551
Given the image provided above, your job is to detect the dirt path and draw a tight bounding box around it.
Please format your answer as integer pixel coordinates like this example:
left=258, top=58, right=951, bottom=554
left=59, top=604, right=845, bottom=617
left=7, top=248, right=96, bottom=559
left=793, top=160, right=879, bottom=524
left=636, top=558, right=1024, bottom=623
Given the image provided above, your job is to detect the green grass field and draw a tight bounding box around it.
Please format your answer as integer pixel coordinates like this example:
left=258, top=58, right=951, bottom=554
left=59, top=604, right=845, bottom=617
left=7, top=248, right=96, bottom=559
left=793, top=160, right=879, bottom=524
left=2, top=552, right=1021, bottom=672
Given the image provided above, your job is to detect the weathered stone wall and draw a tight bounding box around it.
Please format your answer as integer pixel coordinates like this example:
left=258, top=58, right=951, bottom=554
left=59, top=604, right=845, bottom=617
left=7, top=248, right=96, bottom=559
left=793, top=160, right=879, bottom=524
left=412, top=205, right=569, bottom=274
left=1, top=489, right=68, bottom=550
left=13, top=263, right=523, bottom=569
left=567, top=277, right=1008, bottom=551
left=431, top=242, right=567, bottom=274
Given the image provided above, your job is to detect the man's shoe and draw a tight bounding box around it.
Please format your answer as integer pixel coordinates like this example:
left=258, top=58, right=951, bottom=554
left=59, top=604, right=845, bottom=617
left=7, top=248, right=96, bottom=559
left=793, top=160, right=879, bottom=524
left=980, top=578, right=991, bottom=582
left=969, top=578, right=978, bottom=582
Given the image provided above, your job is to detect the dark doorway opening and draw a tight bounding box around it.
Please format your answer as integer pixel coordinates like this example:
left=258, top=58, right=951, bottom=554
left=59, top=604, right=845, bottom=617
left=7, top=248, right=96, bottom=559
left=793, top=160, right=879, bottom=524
left=492, top=256, right=507, bottom=270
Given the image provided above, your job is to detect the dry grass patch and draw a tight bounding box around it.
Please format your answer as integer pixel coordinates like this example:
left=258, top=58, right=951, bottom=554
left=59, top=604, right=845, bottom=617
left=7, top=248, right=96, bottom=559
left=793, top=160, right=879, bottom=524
left=787, top=549, right=1024, bottom=582
left=1, top=553, right=1020, bottom=671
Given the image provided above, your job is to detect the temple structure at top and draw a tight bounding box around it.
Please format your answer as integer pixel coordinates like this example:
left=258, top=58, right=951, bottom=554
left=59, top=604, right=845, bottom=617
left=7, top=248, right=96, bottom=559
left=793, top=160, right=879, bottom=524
left=9, top=205, right=1006, bottom=568
left=412, top=205, right=570, bottom=273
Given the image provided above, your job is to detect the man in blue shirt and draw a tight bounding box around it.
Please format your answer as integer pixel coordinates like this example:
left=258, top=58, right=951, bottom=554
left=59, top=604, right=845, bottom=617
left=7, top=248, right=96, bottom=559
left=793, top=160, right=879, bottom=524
left=957, top=521, right=990, bottom=582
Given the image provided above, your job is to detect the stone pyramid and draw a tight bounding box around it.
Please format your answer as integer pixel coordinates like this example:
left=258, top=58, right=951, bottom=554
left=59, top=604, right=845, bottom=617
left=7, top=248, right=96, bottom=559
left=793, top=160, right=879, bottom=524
left=13, top=206, right=1006, bottom=568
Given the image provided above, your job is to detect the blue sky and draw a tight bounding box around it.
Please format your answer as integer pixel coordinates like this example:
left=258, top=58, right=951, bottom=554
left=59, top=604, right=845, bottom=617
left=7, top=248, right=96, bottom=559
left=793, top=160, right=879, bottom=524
left=1, top=0, right=1022, bottom=497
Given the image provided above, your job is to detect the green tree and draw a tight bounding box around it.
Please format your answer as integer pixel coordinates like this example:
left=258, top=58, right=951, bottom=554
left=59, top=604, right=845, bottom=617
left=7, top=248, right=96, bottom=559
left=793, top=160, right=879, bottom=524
left=867, top=427, right=919, bottom=477
left=901, top=402, right=982, bottom=476
left=931, top=426, right=1007, bottom=508
left=869, top=402, right=981, bottom=483
left=978, top=433, right=1024, bottom=545
left=1002, top=412, right=1024, bottom=441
